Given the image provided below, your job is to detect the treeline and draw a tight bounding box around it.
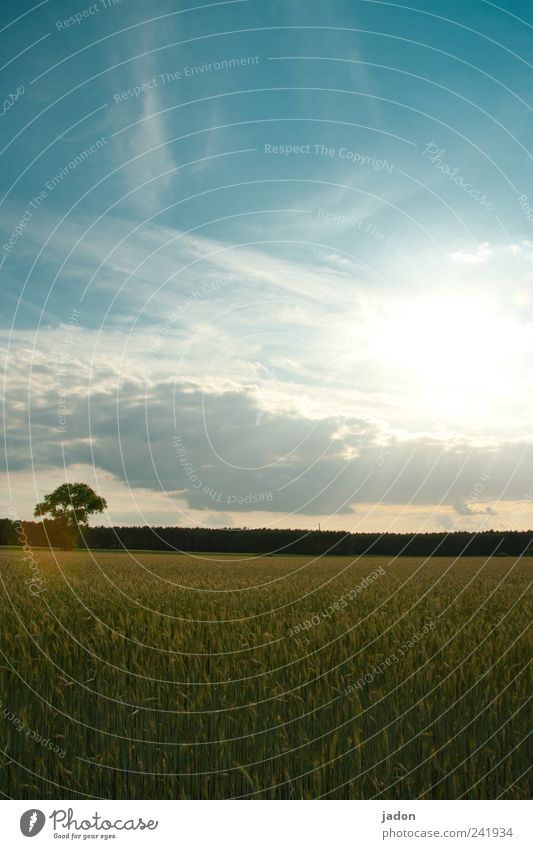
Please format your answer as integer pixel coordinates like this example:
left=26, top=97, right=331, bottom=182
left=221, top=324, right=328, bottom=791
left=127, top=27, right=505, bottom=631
left=2, top=518, right=533, bottom=557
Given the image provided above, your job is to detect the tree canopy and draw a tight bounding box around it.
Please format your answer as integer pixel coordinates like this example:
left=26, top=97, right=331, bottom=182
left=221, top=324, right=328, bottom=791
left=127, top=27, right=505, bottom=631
left=34, top=483, right=107, bottom=548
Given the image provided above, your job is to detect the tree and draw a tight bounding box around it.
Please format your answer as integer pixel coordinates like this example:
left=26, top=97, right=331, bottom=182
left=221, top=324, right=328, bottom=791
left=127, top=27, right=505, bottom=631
left=34, top=483, right=107, bottom=549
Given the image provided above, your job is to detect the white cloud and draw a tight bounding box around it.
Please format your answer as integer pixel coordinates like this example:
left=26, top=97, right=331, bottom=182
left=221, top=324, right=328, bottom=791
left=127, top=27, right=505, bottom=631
left=450, top=241, right=492, bottom=264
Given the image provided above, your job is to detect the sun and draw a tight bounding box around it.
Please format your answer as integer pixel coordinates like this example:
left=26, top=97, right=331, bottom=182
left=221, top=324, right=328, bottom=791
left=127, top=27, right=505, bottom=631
left=368, top=295, right=528, bottom=426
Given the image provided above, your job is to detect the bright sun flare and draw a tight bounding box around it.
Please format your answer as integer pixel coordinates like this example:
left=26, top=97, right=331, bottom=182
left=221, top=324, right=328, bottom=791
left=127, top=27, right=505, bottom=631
left=371, top=297, right=528, bottom=422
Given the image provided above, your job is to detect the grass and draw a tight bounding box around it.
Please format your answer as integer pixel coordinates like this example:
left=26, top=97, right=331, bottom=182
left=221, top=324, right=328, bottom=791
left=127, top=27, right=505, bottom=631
left=0, top=549, right=530, bottom=799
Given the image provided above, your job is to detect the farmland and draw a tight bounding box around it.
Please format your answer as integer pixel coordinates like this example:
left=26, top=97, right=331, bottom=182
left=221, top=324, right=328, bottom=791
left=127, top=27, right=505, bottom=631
left=0, top=550, right=530, bottom=799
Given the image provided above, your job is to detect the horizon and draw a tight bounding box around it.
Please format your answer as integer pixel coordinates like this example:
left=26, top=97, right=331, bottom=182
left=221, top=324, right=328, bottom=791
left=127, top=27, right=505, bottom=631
left=6, top=510, right=533, bottom=538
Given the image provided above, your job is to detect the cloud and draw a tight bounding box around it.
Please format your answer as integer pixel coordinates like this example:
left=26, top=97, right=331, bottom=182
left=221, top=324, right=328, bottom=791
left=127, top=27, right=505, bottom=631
left=450, top=242, right=492, bottom=264
left=107, top=28, right=176, bottom=214
left=453, top=500, right=498, bottom=517
left=3, top=337, right=533, bottom=523
left=203, top=512, right=235, bottom=528
left=0, top=204, right=366, bottom=320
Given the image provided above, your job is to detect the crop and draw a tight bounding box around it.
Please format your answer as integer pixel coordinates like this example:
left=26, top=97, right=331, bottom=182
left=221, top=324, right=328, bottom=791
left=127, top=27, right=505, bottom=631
left=0, top=550, right=530, bottom=799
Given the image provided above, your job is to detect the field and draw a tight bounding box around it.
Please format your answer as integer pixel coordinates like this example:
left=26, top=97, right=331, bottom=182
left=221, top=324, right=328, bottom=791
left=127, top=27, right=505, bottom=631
left=0, top=549, right=530, bottom=799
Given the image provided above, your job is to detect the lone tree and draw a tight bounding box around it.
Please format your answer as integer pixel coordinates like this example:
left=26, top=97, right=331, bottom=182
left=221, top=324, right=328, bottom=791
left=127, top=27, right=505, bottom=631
left=34, top=483, right=107, bottom=549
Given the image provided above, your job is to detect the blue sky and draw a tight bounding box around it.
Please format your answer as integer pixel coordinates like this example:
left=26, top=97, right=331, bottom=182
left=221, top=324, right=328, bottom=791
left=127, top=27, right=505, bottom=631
left=2, top=0, right=533, bottom=531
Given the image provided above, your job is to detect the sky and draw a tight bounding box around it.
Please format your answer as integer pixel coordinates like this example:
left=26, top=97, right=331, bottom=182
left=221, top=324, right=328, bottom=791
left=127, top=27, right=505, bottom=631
left=2, top=0, right=533, bottom=533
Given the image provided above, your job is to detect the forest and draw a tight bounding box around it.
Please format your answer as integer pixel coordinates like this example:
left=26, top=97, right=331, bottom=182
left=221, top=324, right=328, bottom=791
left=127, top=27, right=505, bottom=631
left=1, top=518, right=533, bottom=557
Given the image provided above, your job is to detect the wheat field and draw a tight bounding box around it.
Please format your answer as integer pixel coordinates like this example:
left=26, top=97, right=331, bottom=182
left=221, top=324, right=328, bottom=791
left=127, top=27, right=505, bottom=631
left=0, top=549, right=530, bottom=799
